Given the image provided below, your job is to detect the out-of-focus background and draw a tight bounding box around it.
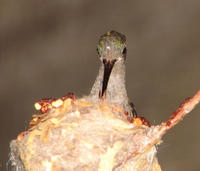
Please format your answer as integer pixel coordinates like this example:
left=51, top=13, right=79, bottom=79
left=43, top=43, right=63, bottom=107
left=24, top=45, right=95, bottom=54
left=0, top=0, right=200, bottom=170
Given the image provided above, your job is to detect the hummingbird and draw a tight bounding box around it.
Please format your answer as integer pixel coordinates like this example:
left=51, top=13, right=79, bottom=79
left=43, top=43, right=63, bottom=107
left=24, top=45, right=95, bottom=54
left=89, top=30, right=137, bottom=117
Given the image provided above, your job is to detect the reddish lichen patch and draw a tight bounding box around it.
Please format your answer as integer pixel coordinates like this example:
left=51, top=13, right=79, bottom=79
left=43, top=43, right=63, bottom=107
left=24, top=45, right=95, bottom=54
left=62, top=92, right=76, bottom=101
left=29, top=114, right=47, bottom=128
left=133, top=117, right=150, bottom=127
left=34, top=93, right=76, bottom=115
left=124, top=111, right=128, bottom=116
left=166, top=97, right=192, bottom=128
left=34, top=98, right=55, bottom=114
left=166, top=120, right=171, bottom=127
left=52, top=98, right=63, bottom=108
left=17, top=131, right=29, bottom=141
left=30, top=93, right=77, bottom=128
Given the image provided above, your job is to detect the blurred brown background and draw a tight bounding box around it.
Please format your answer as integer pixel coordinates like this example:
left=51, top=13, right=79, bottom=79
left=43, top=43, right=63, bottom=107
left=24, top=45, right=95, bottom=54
left=0, top=0, right=200, bottom=170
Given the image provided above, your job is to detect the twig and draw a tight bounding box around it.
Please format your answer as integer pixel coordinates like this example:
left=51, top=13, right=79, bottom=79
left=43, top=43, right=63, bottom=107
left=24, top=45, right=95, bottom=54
left=134, top=90, right=200, bottom=157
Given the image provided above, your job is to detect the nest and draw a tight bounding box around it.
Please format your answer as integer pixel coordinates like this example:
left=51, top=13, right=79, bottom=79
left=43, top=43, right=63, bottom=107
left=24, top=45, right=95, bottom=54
left=9, top=93, right=162, bottom=171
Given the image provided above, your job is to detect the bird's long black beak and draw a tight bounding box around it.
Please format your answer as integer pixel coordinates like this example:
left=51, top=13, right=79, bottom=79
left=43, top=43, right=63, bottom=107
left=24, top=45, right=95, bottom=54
left=100, top=59, right=116, bottom=98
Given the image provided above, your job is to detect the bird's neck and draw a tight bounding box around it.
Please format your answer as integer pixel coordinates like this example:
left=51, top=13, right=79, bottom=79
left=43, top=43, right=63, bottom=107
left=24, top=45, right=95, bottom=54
left=89, top=61, right=129, bottom=107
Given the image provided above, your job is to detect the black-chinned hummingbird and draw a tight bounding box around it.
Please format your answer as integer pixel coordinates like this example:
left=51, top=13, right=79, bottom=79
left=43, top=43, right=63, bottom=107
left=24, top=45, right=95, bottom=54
left=89, top=30, right=137, bottom=117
